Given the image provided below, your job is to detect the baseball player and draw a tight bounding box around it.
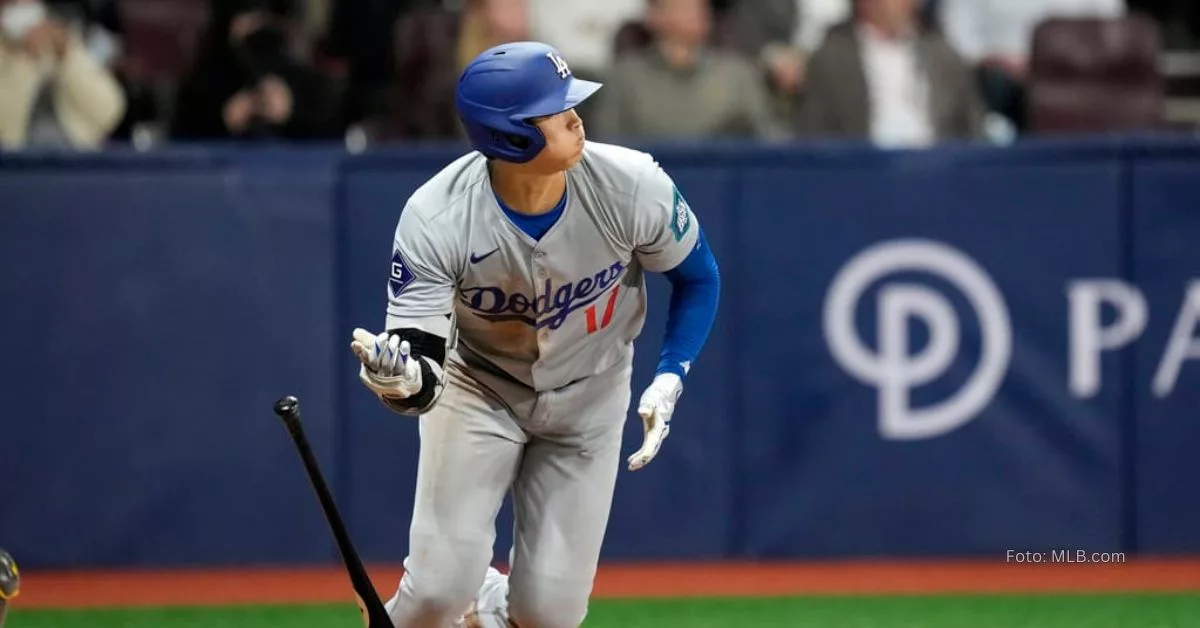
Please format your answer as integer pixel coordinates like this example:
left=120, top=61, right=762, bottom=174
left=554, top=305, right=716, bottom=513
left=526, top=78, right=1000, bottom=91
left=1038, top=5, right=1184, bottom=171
left=350, top=41, right=720, bottom=628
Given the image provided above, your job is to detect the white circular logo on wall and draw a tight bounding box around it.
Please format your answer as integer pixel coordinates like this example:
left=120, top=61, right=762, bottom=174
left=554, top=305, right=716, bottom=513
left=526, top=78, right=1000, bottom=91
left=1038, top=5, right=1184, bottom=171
left=823, top=239, right=1013, bottom=440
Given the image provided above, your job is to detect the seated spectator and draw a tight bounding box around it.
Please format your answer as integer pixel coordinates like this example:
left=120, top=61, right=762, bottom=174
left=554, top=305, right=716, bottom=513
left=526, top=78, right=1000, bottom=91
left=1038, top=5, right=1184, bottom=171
left=796, top=0, right=985, bottom=147
left=371, top=0, right=530, bottom=142
left=939, top=0, right=1126, bottom=131
left=323, top=0, right=425, bottom=128
left=169, top=0, right=341, bottom=141
left=44, top=0, right=166, bottom=145
left=593, top=0, right=785, bottom=142
left=0, top=0, right=125, bottom=149
left=730, top=0, right=850, bottom=94
left=526, top=0, right=644, bottom=81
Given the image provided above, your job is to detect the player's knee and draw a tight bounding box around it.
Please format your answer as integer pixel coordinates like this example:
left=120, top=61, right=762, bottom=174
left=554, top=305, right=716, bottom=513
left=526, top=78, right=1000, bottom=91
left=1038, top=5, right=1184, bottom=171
left=392, top=533, right=494, bottom=623
left=393, top=567, right=480, bottom=624
left=507, top=577, right=589, bottom=628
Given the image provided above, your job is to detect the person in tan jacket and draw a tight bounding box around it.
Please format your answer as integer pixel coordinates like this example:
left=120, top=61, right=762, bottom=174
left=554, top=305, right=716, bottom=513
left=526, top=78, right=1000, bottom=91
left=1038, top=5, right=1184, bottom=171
left=592, top=0, right=786, bottom=142
left=796, top=0, right=985, bottom=147
left=0, top=0, right=125, bottom=150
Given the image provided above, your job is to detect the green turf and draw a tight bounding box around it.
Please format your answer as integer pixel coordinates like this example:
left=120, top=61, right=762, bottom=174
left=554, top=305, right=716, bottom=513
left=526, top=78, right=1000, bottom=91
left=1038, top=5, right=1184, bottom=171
left=9, top=594, right=1200, bottom=628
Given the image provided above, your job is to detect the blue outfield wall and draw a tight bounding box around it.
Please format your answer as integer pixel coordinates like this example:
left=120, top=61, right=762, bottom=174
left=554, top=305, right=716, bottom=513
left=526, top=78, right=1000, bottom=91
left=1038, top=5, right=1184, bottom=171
left=1, top=137, right=1199, bottom=569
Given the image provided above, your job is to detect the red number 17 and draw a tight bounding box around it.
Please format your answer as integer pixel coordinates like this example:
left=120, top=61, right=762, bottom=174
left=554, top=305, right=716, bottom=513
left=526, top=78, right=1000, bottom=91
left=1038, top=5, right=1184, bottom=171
left=585, top=286, right=620, bottom=334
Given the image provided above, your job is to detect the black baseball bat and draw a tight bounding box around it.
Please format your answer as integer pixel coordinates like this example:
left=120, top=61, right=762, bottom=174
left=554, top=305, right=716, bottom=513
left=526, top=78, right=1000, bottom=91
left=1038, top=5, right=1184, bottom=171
left=272, top=396, right=392, bottom=627
left=0, top=549, right=18, bottom=628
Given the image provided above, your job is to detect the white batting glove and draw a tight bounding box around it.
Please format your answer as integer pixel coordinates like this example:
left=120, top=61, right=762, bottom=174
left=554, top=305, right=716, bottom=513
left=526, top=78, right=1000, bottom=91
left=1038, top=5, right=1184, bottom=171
left=350, top=328, right=423, bottom=400
left=628, top=373, right=683, bottom=471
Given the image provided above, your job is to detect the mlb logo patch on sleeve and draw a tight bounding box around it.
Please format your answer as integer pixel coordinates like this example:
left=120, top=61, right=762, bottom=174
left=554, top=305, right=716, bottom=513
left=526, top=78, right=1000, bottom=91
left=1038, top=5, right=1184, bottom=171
left=670, top=186, right=692, bottom=242
left=389, top=250, right=415, bottom=298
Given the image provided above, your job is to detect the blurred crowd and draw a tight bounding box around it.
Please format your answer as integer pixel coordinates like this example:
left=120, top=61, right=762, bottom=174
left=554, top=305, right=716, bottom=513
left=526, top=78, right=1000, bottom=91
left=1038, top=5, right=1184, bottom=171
left=0, top=0, right=1197, bottom=152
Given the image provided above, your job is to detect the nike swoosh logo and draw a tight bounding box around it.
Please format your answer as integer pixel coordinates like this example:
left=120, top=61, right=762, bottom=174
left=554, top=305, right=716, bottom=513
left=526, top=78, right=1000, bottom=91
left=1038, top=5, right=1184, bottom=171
left=470, top=248, right=500, bottom=264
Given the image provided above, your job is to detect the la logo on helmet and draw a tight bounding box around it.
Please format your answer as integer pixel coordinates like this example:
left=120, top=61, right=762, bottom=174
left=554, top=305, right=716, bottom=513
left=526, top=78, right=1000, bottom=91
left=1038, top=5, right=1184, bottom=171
left=546, top=52, right=571, bottom=79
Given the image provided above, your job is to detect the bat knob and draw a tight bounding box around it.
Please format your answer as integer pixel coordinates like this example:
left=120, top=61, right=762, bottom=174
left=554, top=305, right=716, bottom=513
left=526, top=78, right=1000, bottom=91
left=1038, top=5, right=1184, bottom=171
left=274, top=396, right=300, bottom=418
left=0, top=549, right=19, bottom=600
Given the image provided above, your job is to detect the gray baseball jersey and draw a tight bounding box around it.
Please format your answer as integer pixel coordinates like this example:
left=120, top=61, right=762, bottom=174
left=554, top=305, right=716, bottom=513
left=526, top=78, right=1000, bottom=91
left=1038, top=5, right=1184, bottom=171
left=384, top=141, right=701, bottom=392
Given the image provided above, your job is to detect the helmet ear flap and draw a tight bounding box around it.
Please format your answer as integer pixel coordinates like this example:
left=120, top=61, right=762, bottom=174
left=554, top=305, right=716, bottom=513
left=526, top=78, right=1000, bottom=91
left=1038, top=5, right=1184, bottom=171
left=487, top=129, right=535, bottom=153
left=487, top=130, right=530, bottom=149
left=506, top=134, right=531, bottom=150
left=476, top=121, right=545, bottom=162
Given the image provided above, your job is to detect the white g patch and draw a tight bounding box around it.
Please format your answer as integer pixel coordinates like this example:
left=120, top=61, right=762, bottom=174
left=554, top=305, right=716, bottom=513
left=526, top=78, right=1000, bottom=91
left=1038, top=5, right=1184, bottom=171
left=389, top=249, right=415, bottom=299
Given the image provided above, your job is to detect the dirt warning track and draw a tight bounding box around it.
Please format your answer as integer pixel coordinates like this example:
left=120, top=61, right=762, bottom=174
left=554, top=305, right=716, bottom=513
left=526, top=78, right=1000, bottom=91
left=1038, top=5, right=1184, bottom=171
left=13, top=558, right=1200, bottom=609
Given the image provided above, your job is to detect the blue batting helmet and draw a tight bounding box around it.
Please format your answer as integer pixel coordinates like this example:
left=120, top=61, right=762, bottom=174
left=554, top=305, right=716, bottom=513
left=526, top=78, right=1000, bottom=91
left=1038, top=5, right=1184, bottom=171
left=455, top=41, right=602, bottom=163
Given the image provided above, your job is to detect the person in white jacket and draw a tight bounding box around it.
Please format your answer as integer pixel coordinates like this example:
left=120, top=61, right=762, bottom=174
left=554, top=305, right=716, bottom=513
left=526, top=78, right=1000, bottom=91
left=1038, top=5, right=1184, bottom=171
left=0, top=0, right=125, bottom=150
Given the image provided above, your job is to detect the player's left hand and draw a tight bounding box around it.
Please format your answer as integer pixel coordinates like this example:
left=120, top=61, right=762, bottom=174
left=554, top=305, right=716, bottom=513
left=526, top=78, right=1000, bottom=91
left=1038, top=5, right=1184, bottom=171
left=628, top=373, right=683, bottom=471
left=350, top=328, right=423, bottom=400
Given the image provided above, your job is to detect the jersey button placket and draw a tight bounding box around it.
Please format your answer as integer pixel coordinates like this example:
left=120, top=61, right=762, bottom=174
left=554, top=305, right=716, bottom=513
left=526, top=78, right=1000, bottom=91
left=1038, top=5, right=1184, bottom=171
left=534, top=251, right=550, bottom=343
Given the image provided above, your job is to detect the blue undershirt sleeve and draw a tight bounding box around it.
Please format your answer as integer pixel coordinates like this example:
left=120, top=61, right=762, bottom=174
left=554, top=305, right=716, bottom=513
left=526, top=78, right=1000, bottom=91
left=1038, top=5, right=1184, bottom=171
left=656, top=226, right=720, bottom=378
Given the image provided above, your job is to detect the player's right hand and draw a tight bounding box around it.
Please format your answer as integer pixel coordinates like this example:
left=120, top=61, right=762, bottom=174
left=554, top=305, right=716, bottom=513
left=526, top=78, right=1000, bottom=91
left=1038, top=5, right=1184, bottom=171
left=0, top=549, right=19, bottom=601
left=628, top=373, right=683, bottom=471
left=350, top=328, right=423, bottom=399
